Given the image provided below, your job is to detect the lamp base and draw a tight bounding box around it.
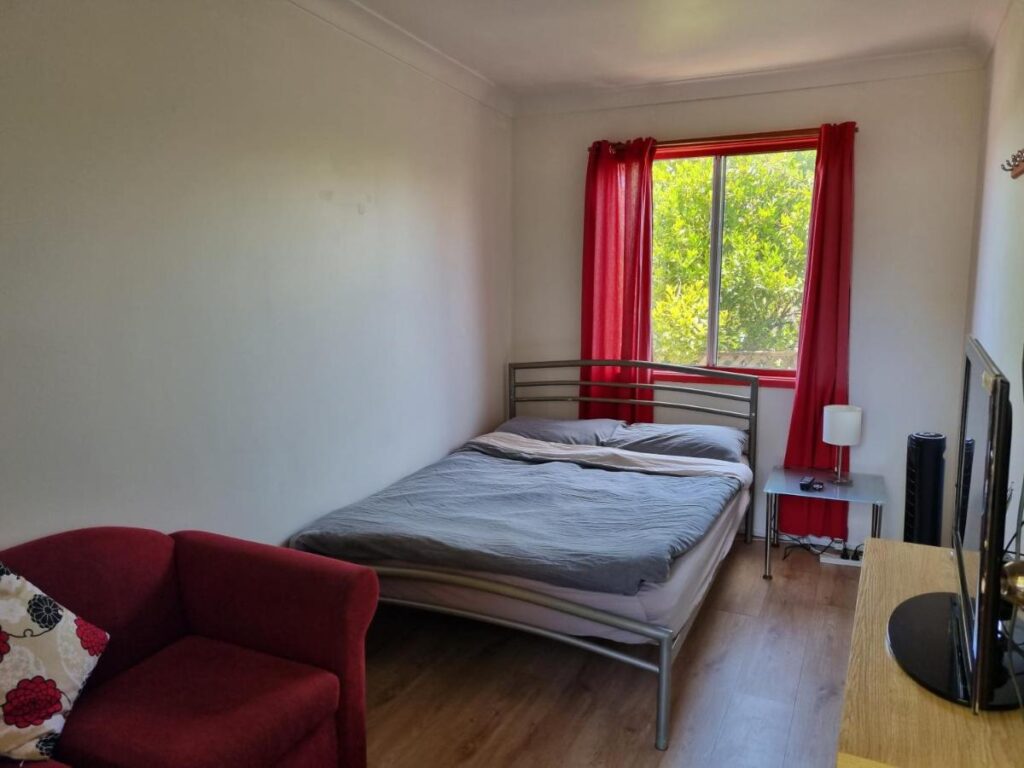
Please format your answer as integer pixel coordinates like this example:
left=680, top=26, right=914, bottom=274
left=830, top=445, right=852, bottom=485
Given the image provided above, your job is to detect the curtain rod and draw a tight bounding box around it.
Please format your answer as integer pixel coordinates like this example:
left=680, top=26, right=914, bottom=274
left=656, top=126, right=857, bottom=149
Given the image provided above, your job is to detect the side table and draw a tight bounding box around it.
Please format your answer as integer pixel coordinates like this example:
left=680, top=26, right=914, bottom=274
left=763, top=466, right=888, bottom=579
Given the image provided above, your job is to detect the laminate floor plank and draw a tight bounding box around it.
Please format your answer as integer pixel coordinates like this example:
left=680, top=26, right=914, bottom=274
left=703, top=544, right=771, bottom=617
left=738, top=556, right=820, bottom=706
left=784, top=604, right=856, bottom=768
left=815, top=563, right=861, bottom=610
left=705, top=692, right=794, bottom=768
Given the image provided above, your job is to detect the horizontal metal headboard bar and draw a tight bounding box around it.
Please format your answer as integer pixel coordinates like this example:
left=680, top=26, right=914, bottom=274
left=509, top=359, right=758, bottom=386
left=515, top=395, right=749, bottom=421
left=514, top=378, right=751, bottom=404
left=507, top=359, right=760, bottom=545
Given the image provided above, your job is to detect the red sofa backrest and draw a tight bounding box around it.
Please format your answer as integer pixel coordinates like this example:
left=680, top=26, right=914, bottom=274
left=0, top=527, right=187, bottom=685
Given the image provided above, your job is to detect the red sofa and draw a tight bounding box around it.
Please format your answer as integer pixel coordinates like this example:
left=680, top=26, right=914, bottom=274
left=0, top=527, right=378, bottom=768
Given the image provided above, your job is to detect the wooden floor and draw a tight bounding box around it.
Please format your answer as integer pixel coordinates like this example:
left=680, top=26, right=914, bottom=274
left=364, top=543, right=860, bottom=768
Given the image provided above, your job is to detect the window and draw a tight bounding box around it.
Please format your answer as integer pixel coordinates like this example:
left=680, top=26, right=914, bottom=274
left=651, top=133, right=817, bottom=381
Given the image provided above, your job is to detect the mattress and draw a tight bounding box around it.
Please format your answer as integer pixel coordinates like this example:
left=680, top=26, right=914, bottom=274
left=292, top=434, right=750, bottom=595
left=374, top=488, right=749, bottom=644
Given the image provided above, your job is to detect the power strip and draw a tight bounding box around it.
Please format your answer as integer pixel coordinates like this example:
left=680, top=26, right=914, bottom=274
left=819, top=551, right=862, bottom=568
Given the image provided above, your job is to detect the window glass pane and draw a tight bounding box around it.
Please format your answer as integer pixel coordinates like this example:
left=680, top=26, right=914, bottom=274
left=718, top=150, right=815, bottom=369
left=651, top=157, right=714, bottom=366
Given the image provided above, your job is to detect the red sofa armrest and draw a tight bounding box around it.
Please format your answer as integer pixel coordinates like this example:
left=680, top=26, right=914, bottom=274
left=172, top=531, right=378, bottom=768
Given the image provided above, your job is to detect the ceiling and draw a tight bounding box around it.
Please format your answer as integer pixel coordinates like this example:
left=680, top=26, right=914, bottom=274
left=352, top=0, right=1010, bottom=95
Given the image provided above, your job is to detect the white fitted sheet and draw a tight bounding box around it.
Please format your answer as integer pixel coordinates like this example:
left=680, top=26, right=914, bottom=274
left=375, top=488, right=749, bottom=644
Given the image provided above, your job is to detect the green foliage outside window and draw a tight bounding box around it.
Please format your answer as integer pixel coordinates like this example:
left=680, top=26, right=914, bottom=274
left=651, top=150, right=815, bottom=369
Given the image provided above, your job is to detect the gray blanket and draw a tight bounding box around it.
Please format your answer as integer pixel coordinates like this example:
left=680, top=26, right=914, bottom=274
left=290, top=441, right=742, bottom=595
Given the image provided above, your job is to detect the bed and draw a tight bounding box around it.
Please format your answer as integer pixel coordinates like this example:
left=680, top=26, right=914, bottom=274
left=290, top=360, right=759, bottom=750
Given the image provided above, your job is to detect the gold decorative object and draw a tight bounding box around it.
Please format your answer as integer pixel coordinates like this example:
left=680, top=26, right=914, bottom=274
left=1001, top=149, right=1024, bottom=179
left=1001, top=559, right=1024, bottom=607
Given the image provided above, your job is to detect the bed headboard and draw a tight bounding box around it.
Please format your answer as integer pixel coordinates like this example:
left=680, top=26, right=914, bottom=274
left=506, top=359, right=759, bottom=500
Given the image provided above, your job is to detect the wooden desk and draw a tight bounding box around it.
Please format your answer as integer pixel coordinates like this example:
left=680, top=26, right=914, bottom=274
left=837, top=538, right=1023, bottom=766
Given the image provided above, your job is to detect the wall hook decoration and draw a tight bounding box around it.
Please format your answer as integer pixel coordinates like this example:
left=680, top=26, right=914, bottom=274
left=1002, top=148, right=1024, bottom=179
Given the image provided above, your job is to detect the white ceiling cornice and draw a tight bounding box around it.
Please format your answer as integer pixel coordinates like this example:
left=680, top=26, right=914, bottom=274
left=516, top=47, right=986, bottom=117
left=288, top=0, right=516, bottom=117
left=969, top=0, right=1016, bottom=56
left=288, top=1, right=993, bottom=120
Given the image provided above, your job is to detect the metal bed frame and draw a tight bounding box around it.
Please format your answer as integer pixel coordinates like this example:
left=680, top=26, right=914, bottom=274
left=372, top=360, right=759, bottom=750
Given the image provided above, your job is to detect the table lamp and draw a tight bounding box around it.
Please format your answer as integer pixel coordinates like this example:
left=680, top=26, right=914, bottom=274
left=823, top=404, right=862, bottom=485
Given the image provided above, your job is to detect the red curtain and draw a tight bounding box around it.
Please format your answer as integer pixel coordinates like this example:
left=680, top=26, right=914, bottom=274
left=579, top=138, right=657, bottom=422
left=780, top=122, right=856, bottom=539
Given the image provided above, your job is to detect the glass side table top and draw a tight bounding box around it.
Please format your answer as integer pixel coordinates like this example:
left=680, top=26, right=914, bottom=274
left=764, top=466, right=887, bottom=506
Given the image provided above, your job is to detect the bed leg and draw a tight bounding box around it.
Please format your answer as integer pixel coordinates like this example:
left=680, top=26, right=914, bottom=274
left=655, top=636, right=672, bottom=750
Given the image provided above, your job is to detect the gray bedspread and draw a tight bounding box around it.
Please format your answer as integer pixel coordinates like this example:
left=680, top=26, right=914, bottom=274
left=290, top=441, right=742, bottom=595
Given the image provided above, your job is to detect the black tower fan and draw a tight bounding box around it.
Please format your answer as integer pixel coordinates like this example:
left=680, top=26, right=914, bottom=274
left=904, top=432, right=946, bottom=546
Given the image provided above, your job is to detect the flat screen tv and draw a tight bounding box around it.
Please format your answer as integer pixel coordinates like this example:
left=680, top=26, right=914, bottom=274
left=888, top=336, right=1023, bottom=710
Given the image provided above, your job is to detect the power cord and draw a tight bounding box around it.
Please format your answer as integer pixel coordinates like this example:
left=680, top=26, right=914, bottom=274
left=779, top=534, right=839, bottom=561
left=776, top=533, right=866, bottom=563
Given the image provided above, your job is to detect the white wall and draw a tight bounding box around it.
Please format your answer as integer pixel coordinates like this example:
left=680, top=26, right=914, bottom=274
left=0, top=0, right=512, bottom=547
left=0, top=1, right=996, bottom=553
left=971, top=0, right=1024, bottom=533
left=512, top=70, right=986, bottom=541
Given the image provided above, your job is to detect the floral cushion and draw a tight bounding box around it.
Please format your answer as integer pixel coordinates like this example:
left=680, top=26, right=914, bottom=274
left=0, top=561, right=109, bottom=762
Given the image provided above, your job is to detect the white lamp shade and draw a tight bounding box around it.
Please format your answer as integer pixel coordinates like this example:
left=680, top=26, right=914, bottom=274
left=822, top=405, right=862, bottom=446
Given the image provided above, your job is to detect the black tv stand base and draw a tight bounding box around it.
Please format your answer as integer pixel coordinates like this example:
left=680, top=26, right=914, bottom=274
left=887, top=591, right=1024, bottom=709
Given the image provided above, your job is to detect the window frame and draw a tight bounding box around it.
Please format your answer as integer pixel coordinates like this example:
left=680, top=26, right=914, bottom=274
left=651, top=131, right=819, bottom=389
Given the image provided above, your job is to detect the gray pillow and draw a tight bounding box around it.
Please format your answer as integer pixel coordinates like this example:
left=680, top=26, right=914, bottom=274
left=603, top=423, right=747, bottom=463
left=495, top=416, right=624, bottom=445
